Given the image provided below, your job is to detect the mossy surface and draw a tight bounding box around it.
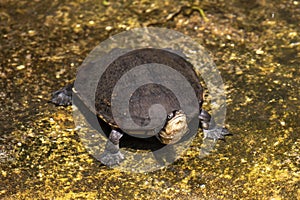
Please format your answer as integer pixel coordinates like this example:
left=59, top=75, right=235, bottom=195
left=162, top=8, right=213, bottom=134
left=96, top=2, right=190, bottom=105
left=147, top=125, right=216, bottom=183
left=0, top=0, right=299, bottom=199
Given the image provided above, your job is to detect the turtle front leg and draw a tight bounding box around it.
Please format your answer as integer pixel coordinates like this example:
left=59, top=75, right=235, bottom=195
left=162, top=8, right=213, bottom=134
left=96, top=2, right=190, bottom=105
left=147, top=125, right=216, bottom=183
left=199, top=109, right=211, bottom=130
left=100, top=130, right=124, bottom=166
left=51, top=83, right=74, bottom=106
left=198, top=109, right=230, bottom=141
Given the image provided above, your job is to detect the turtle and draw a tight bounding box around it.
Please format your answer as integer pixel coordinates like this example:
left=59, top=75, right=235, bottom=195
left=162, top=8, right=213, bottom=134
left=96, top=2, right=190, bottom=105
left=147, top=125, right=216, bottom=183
left=51, top=48, right=229, bottom=166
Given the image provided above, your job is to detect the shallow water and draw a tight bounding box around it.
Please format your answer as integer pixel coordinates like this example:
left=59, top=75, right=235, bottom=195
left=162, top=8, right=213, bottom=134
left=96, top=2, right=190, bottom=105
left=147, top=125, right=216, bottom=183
left=0, top=0, right=299, bottom=199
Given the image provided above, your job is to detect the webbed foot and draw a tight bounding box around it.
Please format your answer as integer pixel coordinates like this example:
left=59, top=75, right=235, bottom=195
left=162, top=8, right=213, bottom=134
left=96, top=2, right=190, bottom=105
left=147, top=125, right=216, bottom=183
left=100, top=150, right=124, bottom=166
left=51, top=83, right=73, bottom=106
left=203, top=126, right=230, bottom=141
left=100, top=130, right=124, bottom=166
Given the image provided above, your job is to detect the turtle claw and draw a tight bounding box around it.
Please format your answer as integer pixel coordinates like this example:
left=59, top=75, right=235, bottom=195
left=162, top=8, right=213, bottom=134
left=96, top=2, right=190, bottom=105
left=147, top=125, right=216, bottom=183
left=51, top=84, right=73, bottom=106
left=203, top=127, right=230, bottom=141
left=100, top=150, right=124, bottom=166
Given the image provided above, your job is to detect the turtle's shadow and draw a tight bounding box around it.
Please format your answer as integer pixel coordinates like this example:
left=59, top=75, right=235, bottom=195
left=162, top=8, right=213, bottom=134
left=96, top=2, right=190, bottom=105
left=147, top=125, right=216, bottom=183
left=73, top=93, right=188, bottom=165
left=73, top=93, right=166, bottom=151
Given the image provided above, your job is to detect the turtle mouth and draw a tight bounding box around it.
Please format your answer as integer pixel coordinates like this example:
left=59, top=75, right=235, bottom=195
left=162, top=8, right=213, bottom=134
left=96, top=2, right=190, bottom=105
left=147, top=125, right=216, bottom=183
left=158, top=112, right=189, bottom=144
left=159, top=133, right=182, bottom=144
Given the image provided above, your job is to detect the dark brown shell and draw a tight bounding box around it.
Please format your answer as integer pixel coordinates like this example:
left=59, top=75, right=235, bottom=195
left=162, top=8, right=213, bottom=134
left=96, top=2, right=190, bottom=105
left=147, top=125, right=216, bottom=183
left=93, top=48, right=203, bottom=128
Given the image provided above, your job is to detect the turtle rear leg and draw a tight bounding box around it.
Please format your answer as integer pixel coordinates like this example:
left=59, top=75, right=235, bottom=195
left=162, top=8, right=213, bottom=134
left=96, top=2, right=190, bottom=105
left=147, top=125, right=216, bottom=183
left=100, top=130, right=124, bottom=166
left=51, top=83, right=74, bottom=106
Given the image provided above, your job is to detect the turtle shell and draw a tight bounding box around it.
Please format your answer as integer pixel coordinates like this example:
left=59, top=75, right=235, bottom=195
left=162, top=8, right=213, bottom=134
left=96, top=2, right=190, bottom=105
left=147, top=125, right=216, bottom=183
left=92, top=48, right=203, bottom=130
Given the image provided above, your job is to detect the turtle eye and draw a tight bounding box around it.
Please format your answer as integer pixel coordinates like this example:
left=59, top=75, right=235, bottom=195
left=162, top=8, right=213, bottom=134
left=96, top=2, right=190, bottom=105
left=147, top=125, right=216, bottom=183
left=167, top=112, right=174, bottom=120
left=167, top=110, right=178, bottom=120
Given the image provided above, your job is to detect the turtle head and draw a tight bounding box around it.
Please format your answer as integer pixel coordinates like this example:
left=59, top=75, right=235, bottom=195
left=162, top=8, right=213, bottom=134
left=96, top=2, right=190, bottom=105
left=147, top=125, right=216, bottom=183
left=158, top=110, right=189, bottom=144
